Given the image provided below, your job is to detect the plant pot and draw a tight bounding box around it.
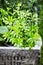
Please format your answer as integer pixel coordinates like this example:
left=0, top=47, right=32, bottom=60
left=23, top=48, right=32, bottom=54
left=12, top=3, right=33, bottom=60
left=0, top=38, right=42, bottom=65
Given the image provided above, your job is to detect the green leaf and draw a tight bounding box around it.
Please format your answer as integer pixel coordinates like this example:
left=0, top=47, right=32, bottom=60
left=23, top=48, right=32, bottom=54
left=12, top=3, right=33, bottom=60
left=0, top=8, right=7, bottom=17
left=18, top=2, right=22, bottom=7
left=0, top=26, right=8, bottom=34
left=0, top=37, right=4, bottom=41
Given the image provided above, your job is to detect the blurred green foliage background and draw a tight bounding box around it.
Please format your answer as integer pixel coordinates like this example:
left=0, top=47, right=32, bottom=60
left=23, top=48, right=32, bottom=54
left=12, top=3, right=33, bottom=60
left=38, top=0, right=43, bottom=65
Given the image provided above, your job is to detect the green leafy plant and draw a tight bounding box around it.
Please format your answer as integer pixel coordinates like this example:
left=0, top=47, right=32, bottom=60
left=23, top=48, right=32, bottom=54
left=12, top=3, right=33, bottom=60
left=0, top=1, right=40, bottom=48
left=0, top=6, right=39, bottom=48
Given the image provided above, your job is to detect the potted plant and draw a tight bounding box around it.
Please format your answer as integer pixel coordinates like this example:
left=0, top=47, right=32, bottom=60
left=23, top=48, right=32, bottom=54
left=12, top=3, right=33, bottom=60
left=0, top=0, right=42, bottom=65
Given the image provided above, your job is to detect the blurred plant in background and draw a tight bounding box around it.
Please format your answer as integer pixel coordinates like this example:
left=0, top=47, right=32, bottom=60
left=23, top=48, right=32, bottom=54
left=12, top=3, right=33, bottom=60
left=38, top=0, right=43, bottom=65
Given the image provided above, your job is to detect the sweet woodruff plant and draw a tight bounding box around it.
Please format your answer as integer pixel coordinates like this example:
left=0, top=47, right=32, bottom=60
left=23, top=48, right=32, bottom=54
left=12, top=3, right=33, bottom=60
left=0, top=1, right=40, bottom=48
